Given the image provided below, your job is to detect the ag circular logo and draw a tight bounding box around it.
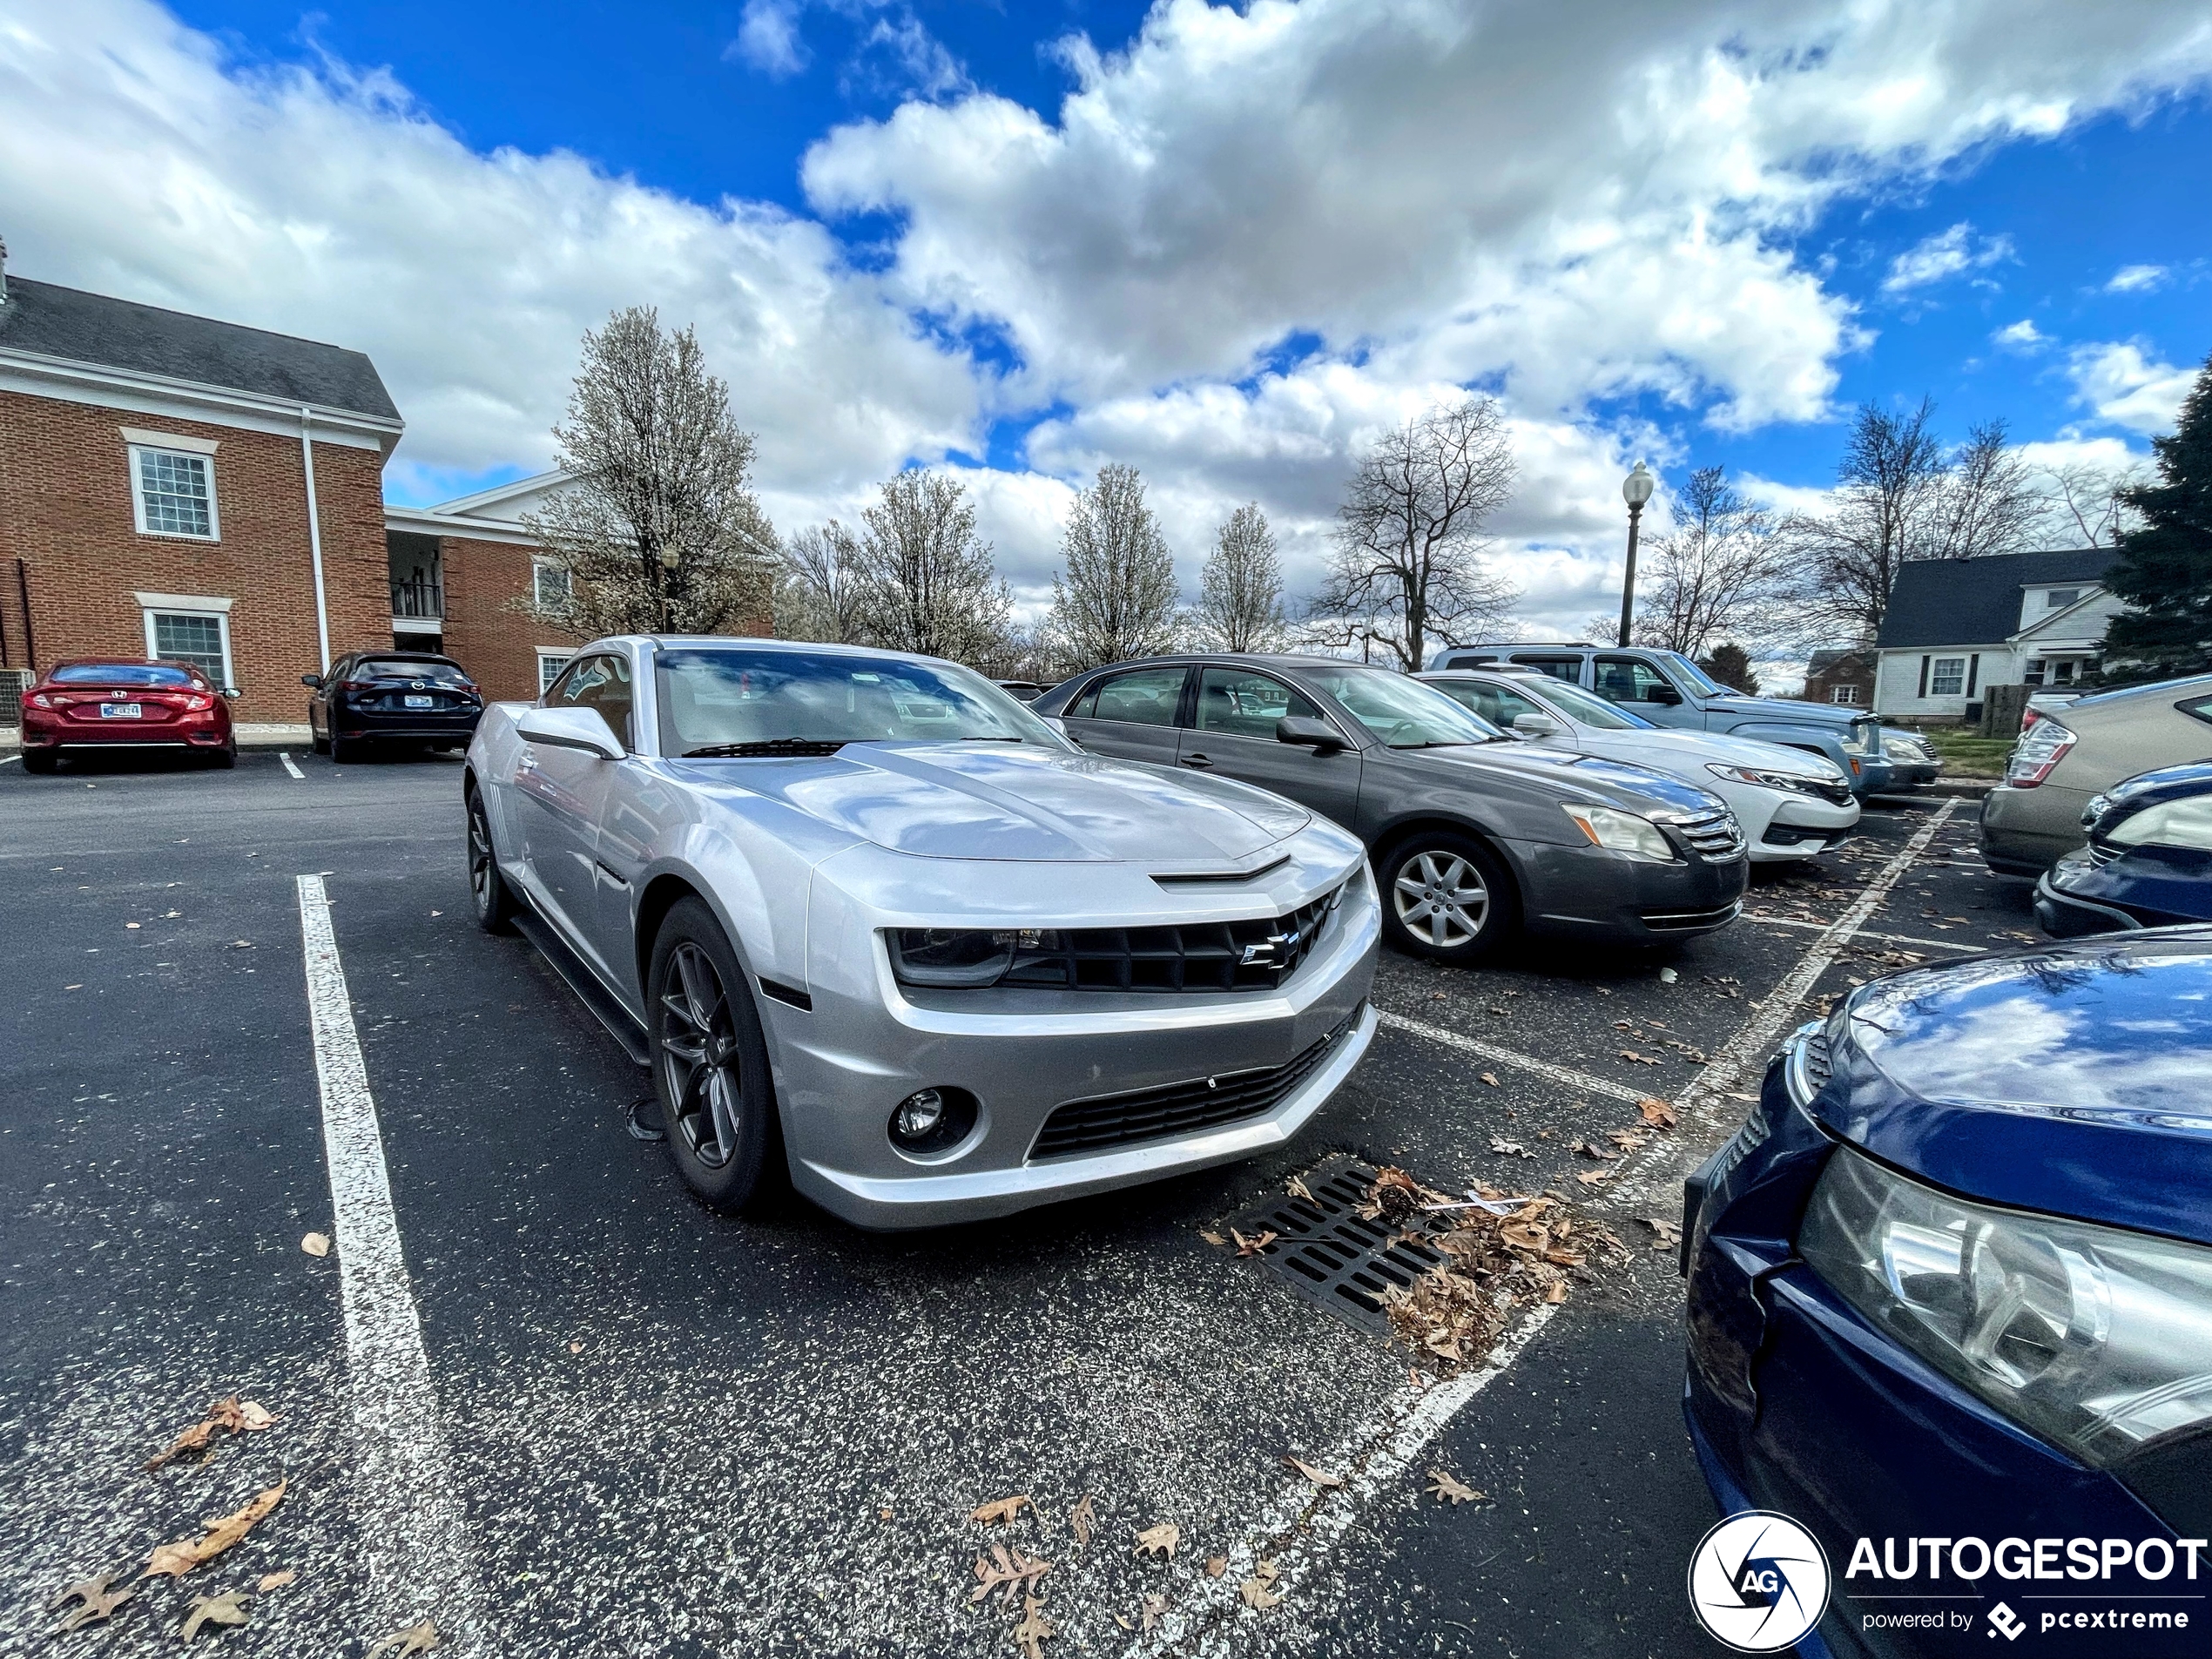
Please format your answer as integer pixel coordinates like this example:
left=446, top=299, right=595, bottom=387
left=1687, top=1510, right=1831, bottom=1652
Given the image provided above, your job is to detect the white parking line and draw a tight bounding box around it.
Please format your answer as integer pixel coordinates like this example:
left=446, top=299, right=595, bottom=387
left=1376, top=1009, right=1646, bottom=1104
left=1743, top=913, right=1987, bottom=953
left=296, top=875, right=483, bottom=1648
left=1135, top=800, right=1961, bottom=1657
left=279, top=752, right=305, bottom=779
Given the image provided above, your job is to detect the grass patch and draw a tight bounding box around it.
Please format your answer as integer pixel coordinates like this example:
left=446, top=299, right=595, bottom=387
left=1921, top=731, right=2013, bottom=777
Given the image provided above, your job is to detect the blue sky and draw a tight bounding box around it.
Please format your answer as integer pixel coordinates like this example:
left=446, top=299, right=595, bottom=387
left=7, top=0, right=2210, bottom=641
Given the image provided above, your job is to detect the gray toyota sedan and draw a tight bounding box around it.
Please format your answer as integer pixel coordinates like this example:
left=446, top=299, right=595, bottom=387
left=1033, top=655, right=1748, bottom=963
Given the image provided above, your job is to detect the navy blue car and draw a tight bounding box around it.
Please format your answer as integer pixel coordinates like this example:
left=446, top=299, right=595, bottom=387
left=1683, top=934, right=2211, bottom=1658
left=2037, top=762, right=2212, bottom=936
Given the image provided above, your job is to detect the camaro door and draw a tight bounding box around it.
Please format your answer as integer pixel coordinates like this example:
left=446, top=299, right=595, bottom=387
left=516, top=652, right=634, bottom=980
left=1177, top=666, right=1362, bottom=827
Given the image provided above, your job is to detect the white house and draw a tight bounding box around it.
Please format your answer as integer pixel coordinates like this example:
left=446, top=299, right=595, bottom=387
left=1873, top=549, right=2124, bottom=720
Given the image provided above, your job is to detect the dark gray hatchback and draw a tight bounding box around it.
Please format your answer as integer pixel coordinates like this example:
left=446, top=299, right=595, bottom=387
left=1034, top=654, right=1749, bottom=964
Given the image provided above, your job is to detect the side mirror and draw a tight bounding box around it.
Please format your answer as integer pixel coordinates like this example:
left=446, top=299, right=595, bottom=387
left=517, top=705, right=624, bottom=761
left=1277, top=715, right=1344, bottom=753
left=300, top=674, right=321, bottom=689
left=1512, top=711, right=1563, bottom=737
left=221, top=687, right=240, bottom=700
left=1038, top=715, right=1070, bottom=738
left=1645, top=684, right=1683, bottom=706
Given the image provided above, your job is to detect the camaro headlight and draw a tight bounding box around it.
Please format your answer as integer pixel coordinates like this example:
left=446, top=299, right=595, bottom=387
left=1799, top=1146, right=2212, bottom=1466
left=1704, top=763, right=1840, bottom=795
left=889, top=927, right=1064, bottom=988
left=1561, top=803, right=1675, bottom=860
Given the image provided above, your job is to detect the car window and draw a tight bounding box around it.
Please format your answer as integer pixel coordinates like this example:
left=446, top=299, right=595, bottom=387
left=1433, top=679, right=1548, bottom=729
left=1657, top=651, right=1725, bottom=696
left=1509, top=655, right=1583, bottom=683
left=1537, top=678, right=1650, bottom=730
left=354, top=658, right=471, bottom=684
left=1195, top=668, right=1323, bottom=739
left=1086, top=666, right=1189, bottom=727
left=1594, top=656, right=1680, bottom=705
left=655, top=647, right=1062, bottom=754
left=1300, top=666, right=1503, bottom=747
left=549, top=652, right=635, bottom=750
left=52, top=663, right=198, bottom=687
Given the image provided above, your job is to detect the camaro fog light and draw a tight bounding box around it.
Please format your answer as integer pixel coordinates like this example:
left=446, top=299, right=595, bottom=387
left=887, top=1086, right=978, bottom=1157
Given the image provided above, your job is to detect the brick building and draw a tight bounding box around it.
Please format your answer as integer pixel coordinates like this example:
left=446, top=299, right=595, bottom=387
left=1801, top=648, right=1876, bottom=709
left=0, top=266, right=603, bottom=721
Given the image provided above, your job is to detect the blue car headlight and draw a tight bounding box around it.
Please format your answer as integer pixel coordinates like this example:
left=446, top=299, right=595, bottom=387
left=1799, top=1147, right=2212, bottom=1467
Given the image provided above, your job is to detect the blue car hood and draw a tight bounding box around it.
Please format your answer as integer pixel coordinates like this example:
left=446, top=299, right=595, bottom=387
left=1707, top=694, right=1856, bottom=729
left=1824, top=929, right=2212, bottom=1246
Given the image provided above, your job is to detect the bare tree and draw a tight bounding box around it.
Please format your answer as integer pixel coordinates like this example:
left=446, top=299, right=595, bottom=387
left=1194, top=502, right=1289, bottom=652
left=1632, top=467, right=1793, bottom=655
left=849, top=469, right=1012, bottom=664
left=1308, top=397, right=1519, bottom=671
left=775, top=521, right=867, bottom=643
left=1931, top=419, right=2043, bottom=559
left=2034, top=460, right=2148, bottom=547
left=518, top=306, right=777, bottom=637
left=1050, top=462, right=1182, bottom=670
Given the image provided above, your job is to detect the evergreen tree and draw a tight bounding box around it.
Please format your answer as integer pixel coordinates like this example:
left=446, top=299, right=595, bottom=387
left=2101, top=354, right=2212, bottom=683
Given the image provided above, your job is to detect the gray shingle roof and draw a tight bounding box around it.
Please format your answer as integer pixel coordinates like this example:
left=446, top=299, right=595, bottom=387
left=1875, top=549, right=2119, bottom=651
left=0, top=276, right=399, bottom=421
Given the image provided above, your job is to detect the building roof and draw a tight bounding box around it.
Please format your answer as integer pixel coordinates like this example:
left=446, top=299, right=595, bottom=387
left=0, top=275, right=399, bottom=421
left=1805, top=648, right=1872, bottom=674
left=1875, top=549, right=2120, bottom=651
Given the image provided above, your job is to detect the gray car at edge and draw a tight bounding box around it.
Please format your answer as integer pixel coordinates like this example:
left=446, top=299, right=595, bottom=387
left=464, top=637, right=1379, bottom=1230
left=1032, top=654, right=1749, bottom=964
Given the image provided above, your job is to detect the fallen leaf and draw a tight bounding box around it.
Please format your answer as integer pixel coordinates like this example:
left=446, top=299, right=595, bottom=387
left=968, top=1545, right=1051, bottom=1607
left=878, top=1508, right=893, bottom=1521
left=969, top=1494, right=1034, bottom=1527
left=1140, top=1593, right=1168, bottom=1632
left=1572, top=1169, right=1614, bottom=1187
left=254, top=1571, right=296, bottom=1593
left=181, top=1590, right=250, bottom=1642
left=1488, top=1138, right=1528, bottom=1157
left=1204, top=1556, right=1227, bottom=1578
left=568, top=1340, right=583, bottom=1354
left=1280, top=1455, right=1344, bottom=1489
left=1619, top=1050, right=1661, bottom=1066
left=1231, top=1229, right=1277, bottom=1258
left=1198, top=1230, right=1226, bottom=1247
left=211, top=1399, right=279, bottom=1433
left=1238, top=1568, right=1284, bottom=1609
left=1637, top=1097, right=1678, bottom=1129
left=1069, top=1494, right=1095, bottom=1549
left=1478, top=1071, right=1500, bottom=1087
left=1114, top=1614, right=1132, bottom=1631
left=300, top=1233, right=330, bottom=1258
left=1133, top=1522, right=1180, bottom=1561
left=145, top=1418, right=219, bottom=1471
left=142, top=1479, right=286, bottom=1579
left=1013, top=1593, right=1055, bottom=1659
left=1426, top=1470, right=1481, bottom=1505
left=1545, top=1279, right=1568, bottom=1304
left=50, top=1572, right=134, bottom=1633
left=1640, top=1217, right=1682, bottom=1245
left=365, top=1617, right=442, bottom=1659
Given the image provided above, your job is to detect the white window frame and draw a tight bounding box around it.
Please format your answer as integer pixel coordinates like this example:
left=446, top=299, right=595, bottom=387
left=135, top=592, right=236, bottom=691
left=532, top=557, right=571, bottom=610
left=127, top=442, right=221, bottom=542
left=1829, top=684, right=1864, bottom=705
left=2043, top=588, right=2080, bottom=610
left=536, top=649, right=575, bottom=697
left=1929, top=657, right=1966, bottom=698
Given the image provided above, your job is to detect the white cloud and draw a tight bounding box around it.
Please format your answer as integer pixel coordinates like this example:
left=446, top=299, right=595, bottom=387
left=2069, top=341, right=2199, bottom=435
left=1881, top=222, right=2015, bottom=293
left=846, top=14, right=971, bottom=103
left=732, top=0, right=810, bottom=78
left=1992, top=318, right=2048, bottom=350
left=2106, top=262, right=2168, bottom=293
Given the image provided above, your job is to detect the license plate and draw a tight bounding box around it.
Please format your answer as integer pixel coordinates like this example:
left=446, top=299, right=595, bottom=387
left=403, top=695, right=434, bottom=709
left=100, top=704, right=144, bottom=719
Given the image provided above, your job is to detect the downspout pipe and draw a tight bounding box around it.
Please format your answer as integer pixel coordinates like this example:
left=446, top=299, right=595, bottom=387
left=300, top=406, right=331, bottom=672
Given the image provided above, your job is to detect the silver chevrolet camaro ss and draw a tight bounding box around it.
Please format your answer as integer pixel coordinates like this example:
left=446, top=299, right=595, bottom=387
left=463, top=637, right=1380, bottom=1229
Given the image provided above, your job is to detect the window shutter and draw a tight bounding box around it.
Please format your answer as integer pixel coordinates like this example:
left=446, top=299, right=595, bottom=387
left=1918, top=655, right=1930, bottom=698
left=1966, top=654, right=1979, bottom=697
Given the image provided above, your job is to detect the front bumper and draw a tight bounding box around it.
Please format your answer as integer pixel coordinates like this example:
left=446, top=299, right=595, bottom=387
left=1979, top=782, right=2090, bottom=875
left=1751, top=794, right=1861, bottom=860
left=772, top=843, right=1382, bottom=1230
left=1514, top=837, right=1749, bottom=941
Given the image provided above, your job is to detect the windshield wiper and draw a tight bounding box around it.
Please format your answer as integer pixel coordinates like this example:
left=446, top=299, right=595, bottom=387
left=956, top=735, right=1024, bottom=742
left=683, top=738, right=865, bottom=759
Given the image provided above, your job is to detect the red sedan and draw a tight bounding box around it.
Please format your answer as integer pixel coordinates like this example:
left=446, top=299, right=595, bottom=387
left=17, top=658, right=239, bottom=772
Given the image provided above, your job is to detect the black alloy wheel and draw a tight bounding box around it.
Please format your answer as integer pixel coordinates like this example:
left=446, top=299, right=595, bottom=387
left=465, top=786, right=520, bottom=933
left=1378, top=831, right=1519, bottom=965
left=650, top=897, right=781, bottom=1213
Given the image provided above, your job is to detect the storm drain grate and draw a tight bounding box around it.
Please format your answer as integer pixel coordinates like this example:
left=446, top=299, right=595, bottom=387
left=1223, top=1153, right=1447, bottom=1339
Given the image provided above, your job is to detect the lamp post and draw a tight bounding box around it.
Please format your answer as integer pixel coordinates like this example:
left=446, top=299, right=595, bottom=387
left=1615, top=461, right=1655, bottom=649
left=659, top=547, right=681, bottom=634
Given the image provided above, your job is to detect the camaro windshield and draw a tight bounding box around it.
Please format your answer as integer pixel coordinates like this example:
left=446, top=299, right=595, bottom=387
left=52, top=664, right=197, bottom=687
left=1301, top=667, right=1504, bottom=747
left=656, top=647, right=1066, bottom=755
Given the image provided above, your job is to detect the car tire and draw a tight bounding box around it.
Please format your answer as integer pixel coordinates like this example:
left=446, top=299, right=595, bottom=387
left=648, top=896, right=785, bottom=1216
left=465, top=784, right=521, bottom=934
left=21, top=747, right=57, bottom=773
left=208, top=742, right=238, bottom=769
left=329, top=732, right=358, bottom=764
left=1378, top=831, right=1519, bottom=965
left=312, top=727, right=330, bottom=756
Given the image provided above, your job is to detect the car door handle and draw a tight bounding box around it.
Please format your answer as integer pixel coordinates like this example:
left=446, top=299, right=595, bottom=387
left=1180, top=753, right=1213, bottom=770
left=516, top=750, right=538, bottom=771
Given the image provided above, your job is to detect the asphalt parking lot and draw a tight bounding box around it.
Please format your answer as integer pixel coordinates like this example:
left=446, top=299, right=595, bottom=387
left=0, top=747, right=2033, bottom=1658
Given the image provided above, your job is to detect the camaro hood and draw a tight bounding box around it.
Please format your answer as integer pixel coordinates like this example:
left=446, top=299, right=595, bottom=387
left=1415, top=741, right=1725, bottom=816
left=1827, top=931, right=2212, bottom=1245
left=669, top=740, right=1308, bottom=864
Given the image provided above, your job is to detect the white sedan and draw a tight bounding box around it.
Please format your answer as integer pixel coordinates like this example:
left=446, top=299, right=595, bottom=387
left=1420, top=668, right=1859, bottom=860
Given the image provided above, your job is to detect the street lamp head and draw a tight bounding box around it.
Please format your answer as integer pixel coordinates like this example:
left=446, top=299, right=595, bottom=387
left=1622, top=461, right=1656, bottom=509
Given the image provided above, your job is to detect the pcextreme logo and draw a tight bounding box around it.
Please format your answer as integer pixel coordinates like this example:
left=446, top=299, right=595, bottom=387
left=1689, top=1510, right=1833, bottom=1653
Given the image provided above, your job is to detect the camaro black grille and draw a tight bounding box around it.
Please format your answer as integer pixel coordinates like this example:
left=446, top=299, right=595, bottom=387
left=1030, top=1006, right=1365, bottom=1159
left=1674, top=810, right=1747, bottom=862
